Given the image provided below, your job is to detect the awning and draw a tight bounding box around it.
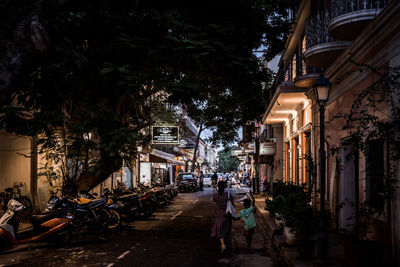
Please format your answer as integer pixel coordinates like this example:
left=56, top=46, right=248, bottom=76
left=150, top=149, right=185, bottom=166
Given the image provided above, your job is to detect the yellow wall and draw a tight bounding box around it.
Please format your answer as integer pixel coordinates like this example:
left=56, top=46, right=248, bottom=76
left=0, top=132, right=31, bottom=195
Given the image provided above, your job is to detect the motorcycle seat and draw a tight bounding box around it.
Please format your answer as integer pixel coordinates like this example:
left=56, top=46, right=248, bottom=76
left=31, top=209, right=67, bottom=225
left=76, top=198, right=106, bottom=209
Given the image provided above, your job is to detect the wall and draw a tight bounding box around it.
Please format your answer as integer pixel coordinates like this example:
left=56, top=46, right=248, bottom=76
left=0, top=132, right=31, bottom=195
left=389, top=31, right=400, bottom=266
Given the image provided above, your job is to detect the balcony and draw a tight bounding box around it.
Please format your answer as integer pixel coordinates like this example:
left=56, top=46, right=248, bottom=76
left=294, top=60, right=325, bottom=88
left=329, top=0, right=386, bottom=41
left=303, top=10, right=351, bottom=67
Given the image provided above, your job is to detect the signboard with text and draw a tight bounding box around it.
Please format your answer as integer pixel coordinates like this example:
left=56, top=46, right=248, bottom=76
left=259, top=138, right=277, bottom=155
left=244, top=142, right=255, bottom=153
left=151, top=126, right=179, bottom=145
left=230, top=150, right=243, bottom=157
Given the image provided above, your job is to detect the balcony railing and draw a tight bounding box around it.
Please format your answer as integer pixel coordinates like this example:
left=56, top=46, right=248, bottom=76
left=330, top=0, right=386, bottom=19
left=305, top=10, right=335, bottom=49
left=296, top=56, right=325, bottom=77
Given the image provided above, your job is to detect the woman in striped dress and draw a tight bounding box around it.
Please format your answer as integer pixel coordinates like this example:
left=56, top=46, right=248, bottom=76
left=211, top=181, right=234, bottom=253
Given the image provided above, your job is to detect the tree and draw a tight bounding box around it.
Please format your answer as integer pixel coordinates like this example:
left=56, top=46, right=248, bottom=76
left=0, top=0, right=293, bottom=193
left=217, top=150, right=239, bottom=173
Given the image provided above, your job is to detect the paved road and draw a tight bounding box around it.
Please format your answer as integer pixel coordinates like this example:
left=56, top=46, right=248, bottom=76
left=0, top=186, right=287, bottom=267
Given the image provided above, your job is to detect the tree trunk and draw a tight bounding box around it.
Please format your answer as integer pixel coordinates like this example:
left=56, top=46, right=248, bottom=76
left=192, top=124, right=204, bottom=172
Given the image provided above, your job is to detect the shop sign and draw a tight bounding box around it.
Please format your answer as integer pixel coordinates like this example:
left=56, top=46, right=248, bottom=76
left=259, top=138, right=276, bottom=155
left=244, top=142, right=255, bottom=153
left=151, top=126, right=179, bottom=144
left=179, top=139, right=188, bottom=147
left=230, top=150, right=243, bottom=157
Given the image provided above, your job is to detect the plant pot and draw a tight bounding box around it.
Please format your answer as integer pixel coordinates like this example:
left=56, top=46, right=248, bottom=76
left=283, top=226, right=298, bottom=246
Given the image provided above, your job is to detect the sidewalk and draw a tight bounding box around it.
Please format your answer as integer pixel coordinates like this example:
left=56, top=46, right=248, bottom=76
left=253, top=194, right=345, bottom=267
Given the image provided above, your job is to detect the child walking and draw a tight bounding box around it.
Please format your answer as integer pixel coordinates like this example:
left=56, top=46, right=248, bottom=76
left=235, top=193, right=256, bottom=253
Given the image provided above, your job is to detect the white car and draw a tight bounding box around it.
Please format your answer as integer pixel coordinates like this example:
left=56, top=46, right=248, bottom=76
left=203, top=174, right=213, bottom=187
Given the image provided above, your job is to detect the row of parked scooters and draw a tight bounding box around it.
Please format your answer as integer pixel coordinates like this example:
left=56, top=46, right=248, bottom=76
left=0, top=183, right=179, bottom=250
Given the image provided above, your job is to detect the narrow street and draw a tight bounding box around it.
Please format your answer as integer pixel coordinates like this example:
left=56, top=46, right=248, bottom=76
left=0, top=186, right=287, bottom=267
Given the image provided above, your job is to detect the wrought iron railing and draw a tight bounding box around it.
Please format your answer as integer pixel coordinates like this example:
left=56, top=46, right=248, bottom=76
left=330, top=0, right=386, bottom=19
left=296, top=57, right=325, bottom=78
left=305, top=9, right=335, bottom=49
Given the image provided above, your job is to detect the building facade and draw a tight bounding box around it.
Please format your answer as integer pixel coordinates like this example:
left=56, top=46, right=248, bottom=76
left=262, top=0, right=399, bottom=264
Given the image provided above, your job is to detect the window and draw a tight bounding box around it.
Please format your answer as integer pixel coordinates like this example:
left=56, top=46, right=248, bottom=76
left=285, top=142, right=290, bottom=183
left=365, top=138, right=385, bottom=210
left=302, top=104, right=312, bottom=126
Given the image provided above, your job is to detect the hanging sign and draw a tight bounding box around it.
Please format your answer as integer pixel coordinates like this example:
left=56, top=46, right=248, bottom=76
left=259, top=138, right=277, bottom=155
left=151, top=126, right=179, bottom=144
left=230, top=150, right=243, bottom=157
left=244, top=142, right=255, bottom=153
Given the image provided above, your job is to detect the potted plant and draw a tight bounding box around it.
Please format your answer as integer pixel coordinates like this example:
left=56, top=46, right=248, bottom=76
left=266, top=182, right=316, bottom=253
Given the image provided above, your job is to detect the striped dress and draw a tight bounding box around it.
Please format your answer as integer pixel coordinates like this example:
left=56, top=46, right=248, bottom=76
left=211, top=191, right=233, bottom=238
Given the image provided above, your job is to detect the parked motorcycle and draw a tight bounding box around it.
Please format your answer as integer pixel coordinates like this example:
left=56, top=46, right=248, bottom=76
left=46, top=195, right=121, bottom=231
left=150, top=184, right=170, bottom=206
left=0, top=183, right=33, bottom=221
left=0, top=199, right=73, bottom=248
left=103, top=188, right=154, bottom=220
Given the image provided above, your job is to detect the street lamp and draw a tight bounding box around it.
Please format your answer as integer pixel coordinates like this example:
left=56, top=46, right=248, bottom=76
left=313, top=74, right=330, bottom=263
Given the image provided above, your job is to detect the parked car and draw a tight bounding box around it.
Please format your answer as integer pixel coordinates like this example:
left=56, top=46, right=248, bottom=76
left=203, top=174, right=213, bottom=187
left=176, top=173, right=198, bottom=184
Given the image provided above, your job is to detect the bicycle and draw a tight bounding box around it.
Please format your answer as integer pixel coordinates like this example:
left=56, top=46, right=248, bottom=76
left=0, top=183, right=33, bottom=221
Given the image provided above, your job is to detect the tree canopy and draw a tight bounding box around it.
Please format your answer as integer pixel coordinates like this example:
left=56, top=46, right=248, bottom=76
left=0, top=0, right=293, bottom=192
left=217, top=150, right=240, bottom=173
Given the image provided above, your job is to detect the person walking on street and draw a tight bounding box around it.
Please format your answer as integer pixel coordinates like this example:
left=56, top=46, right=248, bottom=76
left=234, top=192, right=256, bottom=253
left=199, top=171, right=204, bottom=191
left=211, top=181, right=234, bottom=253
left=211, top=172, right=218, bottom=191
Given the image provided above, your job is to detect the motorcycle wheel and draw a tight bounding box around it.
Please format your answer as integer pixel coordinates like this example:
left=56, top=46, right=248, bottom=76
left=106, top=209, right=121, bottom=229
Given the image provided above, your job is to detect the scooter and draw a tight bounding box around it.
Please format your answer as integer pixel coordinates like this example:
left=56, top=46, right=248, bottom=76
left=0, top=199, right=73, bottom=247
left=48, top=195, right=121, bottom=230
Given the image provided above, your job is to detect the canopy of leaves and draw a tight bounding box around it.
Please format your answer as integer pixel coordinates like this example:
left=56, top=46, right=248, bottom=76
left=217, top=150, right=239, bottom=173
left=0, top=0, right=292, bottom=191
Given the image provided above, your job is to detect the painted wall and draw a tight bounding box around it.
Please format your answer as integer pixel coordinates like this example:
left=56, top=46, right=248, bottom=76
left=0, top=132, right=31, bottom=195
left=273, top=126, right=284, bottom=181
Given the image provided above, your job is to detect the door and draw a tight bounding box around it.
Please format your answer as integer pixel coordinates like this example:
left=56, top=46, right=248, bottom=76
left=339, top=141, right=356, bottom=230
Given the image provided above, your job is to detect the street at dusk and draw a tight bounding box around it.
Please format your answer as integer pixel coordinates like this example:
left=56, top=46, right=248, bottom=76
left=0, top=187, right=287, bottom=267
left=1, top=0, right=400, bottom=266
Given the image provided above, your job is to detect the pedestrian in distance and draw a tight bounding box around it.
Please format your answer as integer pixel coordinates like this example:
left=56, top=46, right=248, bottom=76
left=211, top=172, right=218, bottom=191
left=211, top=181, right=234, bottom=253
left=199, top=171, right=204, bottom=191
left=234, top=192, right=256, bottom=253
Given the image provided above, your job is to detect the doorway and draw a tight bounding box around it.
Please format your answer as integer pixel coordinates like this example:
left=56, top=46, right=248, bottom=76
left=339, top=141, right=356, bottom=230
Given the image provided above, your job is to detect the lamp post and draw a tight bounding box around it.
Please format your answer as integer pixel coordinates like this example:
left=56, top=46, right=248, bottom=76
left=313, top=74, right=330, bottom=263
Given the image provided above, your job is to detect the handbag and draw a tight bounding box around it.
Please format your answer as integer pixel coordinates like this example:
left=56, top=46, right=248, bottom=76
left=225, top=192, right=236, bottom=218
